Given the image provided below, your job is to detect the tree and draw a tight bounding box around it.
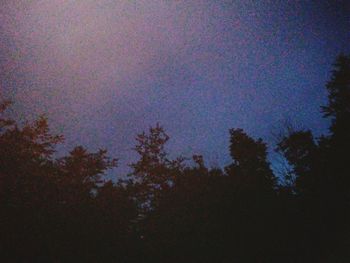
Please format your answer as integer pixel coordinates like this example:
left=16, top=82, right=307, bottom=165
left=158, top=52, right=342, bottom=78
left=276, top=54, right=350, bottom=198
left=129, top=124, right=184, bottom=208
left=321, top=54, right=350, bottom=200
left=226, top=128, right=276, bottom=193
left=276, top=130, right=319, bottom=195
left=0, top=100, right=131, bottom=262
left=0, top=104, right=63, bottom=209
left=322, top=54, right=350, bottom=136
left=56, top=146, right=117, bottom=205
left=0, top=102, right=65, bottom=261
left=274, top=54, right=350, bottom=261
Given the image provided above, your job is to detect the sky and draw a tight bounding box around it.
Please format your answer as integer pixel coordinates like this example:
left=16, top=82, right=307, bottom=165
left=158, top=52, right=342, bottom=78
left=1, top=0, right=349, bottom=175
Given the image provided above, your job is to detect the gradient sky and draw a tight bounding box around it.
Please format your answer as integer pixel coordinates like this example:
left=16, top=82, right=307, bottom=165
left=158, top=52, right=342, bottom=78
left=1, top=0, right=349, bottom=175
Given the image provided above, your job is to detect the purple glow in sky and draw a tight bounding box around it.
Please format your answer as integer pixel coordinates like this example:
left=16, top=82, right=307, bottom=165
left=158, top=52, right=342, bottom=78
left=1, top=0, right=349, bottom=173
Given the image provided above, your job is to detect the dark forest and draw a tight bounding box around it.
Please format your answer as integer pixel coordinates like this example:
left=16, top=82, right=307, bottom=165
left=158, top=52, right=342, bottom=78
left=1, top=54, right=350, bottom=262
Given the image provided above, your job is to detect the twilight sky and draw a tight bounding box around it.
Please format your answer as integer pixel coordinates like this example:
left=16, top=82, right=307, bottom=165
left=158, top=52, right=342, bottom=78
left=1, top=0, right=349, bottom=174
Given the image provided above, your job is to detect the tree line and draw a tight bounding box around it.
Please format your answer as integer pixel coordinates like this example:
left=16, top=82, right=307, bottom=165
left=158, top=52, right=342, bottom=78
left=0, top=54, right=349, bottom=262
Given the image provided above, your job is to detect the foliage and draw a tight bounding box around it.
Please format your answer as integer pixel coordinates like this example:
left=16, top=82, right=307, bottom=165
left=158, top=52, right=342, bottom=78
left=129, top=123, right=184, bottom=209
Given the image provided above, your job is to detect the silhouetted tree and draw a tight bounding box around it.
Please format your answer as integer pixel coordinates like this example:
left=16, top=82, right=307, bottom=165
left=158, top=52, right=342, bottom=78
left=0, top=101, right=137, bottom=262
left=226, top=128, right=276, bottom=193
left=276, top=130, right=319, bottom=194
left=129, top=123, right=184, bottom=209
left=274, top=54, right=350, bottom=261
left=322, top=54, right=350, bottom=135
